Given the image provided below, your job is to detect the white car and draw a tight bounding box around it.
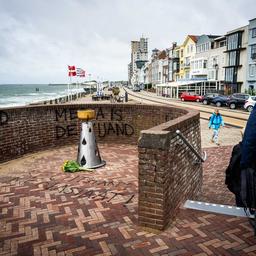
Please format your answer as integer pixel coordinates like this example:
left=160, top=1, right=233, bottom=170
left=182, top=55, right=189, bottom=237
left=244, top=96, right=256, bottom=112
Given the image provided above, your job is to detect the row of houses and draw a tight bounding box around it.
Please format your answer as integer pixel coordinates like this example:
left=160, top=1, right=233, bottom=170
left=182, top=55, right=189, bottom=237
left=128, top=18, right=256, bottom=97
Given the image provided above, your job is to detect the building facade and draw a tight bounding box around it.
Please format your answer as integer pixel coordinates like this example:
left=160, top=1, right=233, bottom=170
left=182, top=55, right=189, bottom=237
left=224, top=26, right=248, bottom=93
left=190, top=35, right=220, bottom=80
left=173, top=46, right=180, bottom=81
left=207, top=36, right=226, bottom=83
left=166, top=42, right=177, bottom=82
left=246, top=18, right=256, bottom=92
left=130, top=18, right=256, bottom=96
left=183, top=35, right=198, bottom=79
left=128, top=37, right=148, bottom=85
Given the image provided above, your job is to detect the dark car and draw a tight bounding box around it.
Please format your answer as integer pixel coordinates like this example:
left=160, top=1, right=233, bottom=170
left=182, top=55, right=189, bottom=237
left=227, top=93, right=250, bottom=109
left=133, top=87, right=141, bottom=92
left=211, top=95, right=229, bottom=107
left=202, top=93, right=220, bottom=105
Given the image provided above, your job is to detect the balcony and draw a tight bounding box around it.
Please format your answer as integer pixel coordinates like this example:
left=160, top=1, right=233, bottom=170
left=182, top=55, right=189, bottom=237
left=184, top=63, right=190, bottom=69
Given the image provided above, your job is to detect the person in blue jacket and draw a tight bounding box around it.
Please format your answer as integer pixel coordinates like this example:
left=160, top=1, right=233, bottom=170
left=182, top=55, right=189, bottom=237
left=208, top=108, right=225, bottom=145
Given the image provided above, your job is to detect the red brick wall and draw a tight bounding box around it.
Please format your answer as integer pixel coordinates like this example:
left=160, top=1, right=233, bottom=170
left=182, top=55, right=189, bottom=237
left=0, top=103, right=202, bottom=231
left=0, top=103, right=186, bottom=163
left=138, top=109, right=202, bottom=230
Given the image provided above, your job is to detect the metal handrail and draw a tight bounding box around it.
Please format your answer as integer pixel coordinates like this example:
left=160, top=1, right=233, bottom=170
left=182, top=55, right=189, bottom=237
left=176, top=130, right=207, bottom=163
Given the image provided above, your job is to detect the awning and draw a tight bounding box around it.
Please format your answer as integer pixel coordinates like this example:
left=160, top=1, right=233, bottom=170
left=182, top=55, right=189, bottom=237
left=156, top=80, right=209, bottom=87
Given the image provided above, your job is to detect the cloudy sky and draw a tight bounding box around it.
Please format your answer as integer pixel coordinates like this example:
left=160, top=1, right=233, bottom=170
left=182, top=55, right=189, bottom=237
left=0, top=0, right=254, bottom=83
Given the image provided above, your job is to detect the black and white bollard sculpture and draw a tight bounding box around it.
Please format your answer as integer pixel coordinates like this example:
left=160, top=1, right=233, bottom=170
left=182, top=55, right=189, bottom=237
left=77, top=110, right=106, bottom=169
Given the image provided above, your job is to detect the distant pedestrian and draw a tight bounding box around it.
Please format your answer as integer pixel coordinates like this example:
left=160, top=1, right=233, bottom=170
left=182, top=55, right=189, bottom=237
left=208, top=108, right=225, bottom=145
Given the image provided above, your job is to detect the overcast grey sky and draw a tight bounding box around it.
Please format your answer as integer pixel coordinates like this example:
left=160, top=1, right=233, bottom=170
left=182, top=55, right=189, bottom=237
left=0, top=0, right=254, bottom=83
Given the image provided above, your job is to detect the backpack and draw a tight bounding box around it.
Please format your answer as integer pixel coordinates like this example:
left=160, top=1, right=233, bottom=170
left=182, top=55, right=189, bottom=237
left=240, top=168, right=256, bottom=235
left=225, top=143, right=256, bottom=235
left=225, top=143, right=242, bottom=196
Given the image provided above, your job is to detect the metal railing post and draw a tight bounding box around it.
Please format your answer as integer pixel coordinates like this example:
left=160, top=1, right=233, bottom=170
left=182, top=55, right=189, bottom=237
left=176, top=130, right=207, bottom=163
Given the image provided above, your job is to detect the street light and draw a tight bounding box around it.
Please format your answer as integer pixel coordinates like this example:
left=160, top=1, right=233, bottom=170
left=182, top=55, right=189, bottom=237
left=214, top=63, right=219, bottom=80
left=213, top=58, right=219, bottom=92
left=213, top=58, right=219, bottom=80
left=88, top=73, right=92, bottom=94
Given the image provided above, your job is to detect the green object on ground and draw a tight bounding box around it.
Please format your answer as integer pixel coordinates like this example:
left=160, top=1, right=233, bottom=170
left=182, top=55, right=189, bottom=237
left=112, top=87, right=120, bottom=96
left=62, top=160, right=93, bottom=173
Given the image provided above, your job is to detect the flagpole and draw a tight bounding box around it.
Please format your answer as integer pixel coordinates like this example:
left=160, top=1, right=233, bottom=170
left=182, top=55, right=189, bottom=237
left=88, top=74, right=92, bottom=95
left=67, top=66, right=70, bottom=102
left=76, top=78, right=78, bottom=100
left=69, top=75, right=72, bottom=101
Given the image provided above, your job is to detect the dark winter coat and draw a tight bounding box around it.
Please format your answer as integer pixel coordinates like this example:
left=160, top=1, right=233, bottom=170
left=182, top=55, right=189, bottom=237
left=240, top=105, right=256, bottom=170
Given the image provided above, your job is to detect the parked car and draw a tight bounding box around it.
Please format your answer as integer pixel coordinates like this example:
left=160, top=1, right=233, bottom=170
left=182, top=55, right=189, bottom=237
left=244, top=96, right=256, bottom=112
left=180, top=92, right=202, bottom=102
left=227, top=93, right=250, bottom=109
left=202, top=93, right=220, bottom=105
left=133, top=87, right=141, bottom=92
left=211, top=95, right=229, bottom=107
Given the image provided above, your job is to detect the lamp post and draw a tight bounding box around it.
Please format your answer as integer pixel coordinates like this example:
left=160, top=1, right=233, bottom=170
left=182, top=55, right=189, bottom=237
left=214, top=64, right=219, bottom=80
left=88, top=74, right=92, bottom=94
left=213, top=58, right=219, bottom=92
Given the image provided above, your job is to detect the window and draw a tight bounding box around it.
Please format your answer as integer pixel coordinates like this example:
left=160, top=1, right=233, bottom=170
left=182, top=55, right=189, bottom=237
left=199, top=60, right=202, bottom=68
left=220, top=40, right=226, bottom=47
left=227, top=33, right=239, bottom=50
left=252, top=28, right=256, bottom=38
left=251, top=44, right=256, bottom=59
left=249, top=64, right=256, bottom=77
left=225, top=67, right=234, bottom=82
left=190, top=45, right=193, bottom=52
left=202, top=44, right=205, bottom=52
left=212, top=56, right=218, bottom=68
left=187, top=45, right=189, bottom=53
left=228, top=51, right=237, bottom=66
left=206, top=42, right=209, bottom=51
left=195, top=60, right=198, bottom=69
left=185, top=57, right=190, bottom=66
left=181, top=50, right=183, bottom=57
left=191, top=61, right=194, bottom=69
left=203, top=60, right=207, bottom=69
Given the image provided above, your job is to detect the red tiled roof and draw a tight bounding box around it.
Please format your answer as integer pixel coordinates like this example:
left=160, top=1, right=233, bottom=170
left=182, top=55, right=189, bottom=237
left=158, top=50, right=167, bottom=59
left=188, top=35, right=199, bottom=42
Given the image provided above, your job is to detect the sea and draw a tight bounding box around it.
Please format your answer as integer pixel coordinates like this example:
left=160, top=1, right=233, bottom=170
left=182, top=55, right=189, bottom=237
left=0, top=84, right=83, bottom=108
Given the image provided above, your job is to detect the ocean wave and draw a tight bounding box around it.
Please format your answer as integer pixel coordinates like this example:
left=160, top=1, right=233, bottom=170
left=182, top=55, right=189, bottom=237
left=27, top=93, right=40, bottom=96
left=0, top=88, right=84, bottom=108
left=41, top=92, right=58, bottom=95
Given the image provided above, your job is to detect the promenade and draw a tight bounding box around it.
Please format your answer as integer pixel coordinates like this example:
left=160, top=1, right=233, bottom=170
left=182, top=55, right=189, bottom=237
left=0, top=107, right=254, bottom=256
left=126, top=89, right=249, bottom=128
left=0, top=90, right=254, bottom=255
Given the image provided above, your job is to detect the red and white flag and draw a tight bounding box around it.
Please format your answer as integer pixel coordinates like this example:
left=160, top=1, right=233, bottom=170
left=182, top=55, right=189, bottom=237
left=76, top=68, right=86, bottom=77
left=68, top=65, right=76, bottom=76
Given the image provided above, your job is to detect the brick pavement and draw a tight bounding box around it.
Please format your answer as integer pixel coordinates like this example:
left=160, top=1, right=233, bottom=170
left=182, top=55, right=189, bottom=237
left=0, top=144, right=255, bottom=256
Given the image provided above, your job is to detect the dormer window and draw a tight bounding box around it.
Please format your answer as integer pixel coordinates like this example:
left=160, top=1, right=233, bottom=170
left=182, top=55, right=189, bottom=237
left=252, top=28, right=256, bottom=38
